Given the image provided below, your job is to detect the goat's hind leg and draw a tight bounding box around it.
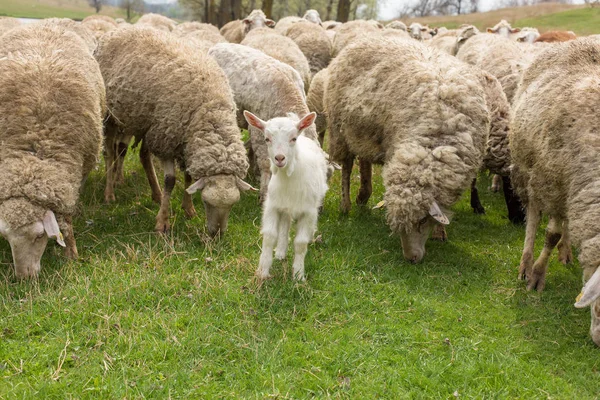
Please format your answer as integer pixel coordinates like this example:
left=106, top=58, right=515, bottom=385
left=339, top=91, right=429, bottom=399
left=292, top=211, right=318, bottom=282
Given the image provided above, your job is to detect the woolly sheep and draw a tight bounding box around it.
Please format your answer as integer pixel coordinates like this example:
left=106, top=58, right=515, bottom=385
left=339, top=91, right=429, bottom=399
left=408, top=22, right=431, bottom=41
left=486, top=19, right=520, bottom=38
left=208, top=43, right=317, bottom=203
left=96, top=27, right=252, bottom=236
left=220, top=9, right=275, bottom=43
left=513, top=27, right=540, bottom=43
left=0, top=23, right=104, bottom=277
left=174, top=21, right=220, bottom=36
left=285, top=20, right=332, bottom=76
left=326, top=37, right=489, bottom=262
left=244, top=111, right=328, bottom=281
left=274, top=16, right=303, bottom=34
left=331, top=20, right=382, bottom=57
left=306, top=68, right=329, bottom=146
left=82, top=15, right=118, bottom=27
left=82, top=18, right=117, bottom=40
left=303, top=9, right=322, bottom=25
left=242, top=27, right=312, bottom=91
left=135, top=13, right=176, bottom=32
left=322, top=20, right=341, bottom=30
left=35, top=18, right=97, bottom=53
left=0, top=17, right=21, bottom=36
left=535, top=30, right=576, bottom=43
left=386, top=20, right=407, bottom=31
left=428, top=32, right=459, bottom=55
left=173, top=24, right=227, bottom=54
left=509, top=39, right=600, bottom=345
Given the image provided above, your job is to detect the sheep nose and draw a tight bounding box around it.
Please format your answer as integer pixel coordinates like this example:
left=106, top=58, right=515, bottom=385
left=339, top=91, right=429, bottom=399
left=275, top=155, right=285, bottom=163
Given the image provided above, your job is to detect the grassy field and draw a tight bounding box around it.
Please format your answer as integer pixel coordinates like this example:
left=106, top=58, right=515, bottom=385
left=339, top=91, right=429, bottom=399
left=0, top=145, right=599, bottom=398
left=0, top=0, right=125, bottom=19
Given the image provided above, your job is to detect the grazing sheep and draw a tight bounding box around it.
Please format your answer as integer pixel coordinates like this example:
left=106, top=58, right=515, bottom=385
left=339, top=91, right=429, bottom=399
left=173, top=24, right=226, bottom=53
left=208, top=43, right=316, bottom=203
left=174, top=21, right=220, bottom=36
left=82, top=18, right=117, bottom=40
left=428, top=31, right=460, bottom=55
left=408, top=22, right=431, bottom=41
left=306, top=68, right=329, bottom=146
left=82, top=15, right=118, bottom=27
left=509, top=39, right=600, bottom=345
left=326, top=37, right=489, bottom=262
left=322, top=20, right=341, bottom=30
left=244, top=111, right=328, bottom=281
left=303, top=9, right=322, bottom=25
left=242, top=27, right=312, bottom=91
left=274, top=16, right=303, bottom=34
left=386, top=21, right=407, bottom=31
left=35, top=18, right=97, bottom=52
left=382, top=27, right=411, bottom=40
left=0, top=23, right=104, bottom=277
left=513, top=27, right=540, bottom=43
left=0, top=17, right=20, bottom=36
left=96, top=27, right=251, bottom=236
left=285, top=20, right=332, bottom=75
left=535, top=30, right=576, bottom=43
left=136, top=13, right=176, bottom=32
left=487, top=19, right=520, bottom=38
left=331, top=20, right=382, bottom=57
left=220, top=9, right=275, bottom=43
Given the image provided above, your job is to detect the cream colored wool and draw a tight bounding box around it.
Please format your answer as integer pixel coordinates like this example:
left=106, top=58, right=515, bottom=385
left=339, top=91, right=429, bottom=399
left=274, top=16, right=302, bottom=34
left=220, top=9, right=274, bottom=44
left=34, top=18, right=97, bottom=53
left=0, top=17, right=20, bottom=36
left=285, top=20, right=332, bottom=75
left=0, top=24, right=105, bottom=229
left=331, top=20, right=382, bottom=57
left=174, top=21, right=220, bottom=36
left=82, top=15, right=118, bottom=27
left=326, top=37, right=488, bottom=233
left=136, top=13, right=176, bottom=32
left=82, top=18, right=117, bottom=40
left=306, top=68, right=328, bottom=145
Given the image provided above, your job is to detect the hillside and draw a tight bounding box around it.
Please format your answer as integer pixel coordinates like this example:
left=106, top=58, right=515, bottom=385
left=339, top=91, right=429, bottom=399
left=0, top=0, right=126, bottom=19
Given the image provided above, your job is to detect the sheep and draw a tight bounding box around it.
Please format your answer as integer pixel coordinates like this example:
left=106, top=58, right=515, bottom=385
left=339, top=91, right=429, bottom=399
left=81, top=18, right=117, bottom=40
left=284, top=20, right=332, bottom=76
left=96, top=27, right=252, bottom=236
left=82, top=15, right=118, bottom=27
left=322, top=20, right=341, bottom=30
left=386, top=20, right=407, bottom=31
left=513, top=27, right=540, bottom=43
left=0, top=17, right=21, bottom=36
left=535, top=30, right=576, bottom=43
left=172, top=23, right=226, bottom=53
left=241, top=27, right=312, bottom=91
left=34, top=18, right=97, bottom=53
left=274, top=16, right=303, bottom=34
left=306, top=68, right=329, bottom=146
left=174, top=21, right=220, bottom=36
left=509, top=39, right=600, bottom=345
left=208, top=43, right=316, bottom=203
left=326, top=37, right=489, bottom=262
left=428, top=31, right=459, bottom=55
left=486, top=19, right=520, bottom=38
left=303, top=9, right=322, bottom=25
left=244, top=111, right=328, bottom=281
left=0, top=23, right=104, bottom=278
left=408, top=22, right=431, bottom=41
left=331, top=20, right=382, bottom=57
left=382, top=27, right=411, bottom=40
left=135, top=13, right=176, bottom=32
left=220, top=9, right=275, bottom=43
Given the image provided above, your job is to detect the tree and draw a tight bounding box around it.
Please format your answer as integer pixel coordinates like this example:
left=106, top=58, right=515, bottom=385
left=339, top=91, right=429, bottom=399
left=89, top=0, right=102, bottom=13
left=337, top=0, right=350, bottom=21
left=120, top=0, right=144, bottom=21
left=262, top=0, right=274, bottom=18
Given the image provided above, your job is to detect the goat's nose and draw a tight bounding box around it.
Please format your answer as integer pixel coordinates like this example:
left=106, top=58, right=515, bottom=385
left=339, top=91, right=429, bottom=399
left=275, top=155, right=285, bottom=163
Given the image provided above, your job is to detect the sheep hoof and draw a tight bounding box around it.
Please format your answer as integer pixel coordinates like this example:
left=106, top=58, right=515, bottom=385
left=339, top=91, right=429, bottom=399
left=526, top=270, right=546, bottom=292
left=183, top=207, right=197, bottom=219
left=356, top=192, right=371, bottom=206
left=104, top=193, right=116, bottom=203
left=473, top=205, right=485, bottom=215
left=518, top=262, right=530, bottom=281
left=558, top=247, right=573, bottom=265
left=155, top=221, right=170, bottom=233
left=64, top=246, right=78, bottom=260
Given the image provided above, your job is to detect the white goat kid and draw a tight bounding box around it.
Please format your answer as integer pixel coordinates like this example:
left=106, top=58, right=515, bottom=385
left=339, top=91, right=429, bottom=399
left=244, top=111, right=328, bottom=281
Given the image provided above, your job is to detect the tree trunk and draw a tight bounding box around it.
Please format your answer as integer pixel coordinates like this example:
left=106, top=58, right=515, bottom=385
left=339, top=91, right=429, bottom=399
left=262, top=0, right=273, bottom=19
left=232, top=0, right=242, bottom=20
left=219, top=0, right=232, bottom=26
left=337, top=0, right=349, bottom=22
left=326, top=0, right=334, bottom=20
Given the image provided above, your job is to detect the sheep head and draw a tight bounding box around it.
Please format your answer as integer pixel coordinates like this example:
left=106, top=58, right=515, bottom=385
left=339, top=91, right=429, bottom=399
left=243, top=110, right=317, bottom=177
left=187, top=174, right=255, bottom=238
left=0, top=209, right=65, bottom=278
left=242, top=9, right=275, bottom=35
left=303, top=9, right=322, bottom=25
left=399, top=202, right=449, bottom=263
left=487, top=19, right=520, bottom=38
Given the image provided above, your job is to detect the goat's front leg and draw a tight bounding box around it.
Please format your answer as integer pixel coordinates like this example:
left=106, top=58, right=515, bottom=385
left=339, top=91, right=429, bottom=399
left=292, top=211, right=318, bottom=282
left=140, top=140, right=162, bottom=204
left=155, top=160, right=176, bottom=233
left=258, top=208, right=280, bottom=280
left=182, top=171, right=197, bottom=218
left=340, top=156, right=354, bottom=214
left=356, top=158, right=372, bottom=206
left=518, top=204, right=541, bottom=281
left=275, top=212, right=291, bottom=260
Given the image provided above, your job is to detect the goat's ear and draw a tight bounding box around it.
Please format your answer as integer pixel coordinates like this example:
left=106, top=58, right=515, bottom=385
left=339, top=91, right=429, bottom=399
left=236, top=177, right=258, bottom=192
left=43, top=210, right=65, bottom=247
left=297, top=112, right=316, bottom=132
left=510, top=27, right=521, bottom=33
left=186, top=177, right=206, bottom=194
left=265, top=19, right=275, bottom=27
left=575, top=268, right=600, bottom=308
left=243, top=110, right=267, bottom=132
left=429, top=201, right=449, bottom=225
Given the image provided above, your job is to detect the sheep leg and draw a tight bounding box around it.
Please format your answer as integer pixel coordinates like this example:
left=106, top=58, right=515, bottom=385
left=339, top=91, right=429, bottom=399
left=470, top=178, right=485, bottom=214
left=528, top=217, right=563, bottom=292
left=275, top=212, right=291, bottom=260
left=155, top=160, right=175, bottom=233
left=557, top=219, right=573, bottom=265
left=104, top=133, right=117, bottom=203
left=340, top=156, right=354, bottom=214
left=292, top=211, right=317, bottom=282
left=257, top=209, right=280, bottom=280
left=356, top=159, right=372, bottom=206
left=490, top=174, right=502, bottom=192
left=140, top=140, right=162, bottom=204
left=62, top=215, right=78, bottom=260
left=114, top=136, right=131, bottom=185
left=518, top=204, right=542, bottom=281
left=502, top=176, right=525, bottom=224
left=182, top=171, right=197, bottom=219
left=431, top=224, right=448, bottom=242
left=318, top=129, right=325, bottom=148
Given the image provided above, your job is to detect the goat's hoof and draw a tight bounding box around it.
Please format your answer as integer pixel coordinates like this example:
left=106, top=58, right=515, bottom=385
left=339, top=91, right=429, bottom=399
left=256, top=271, right=272, bottom=281
left=275, top=251, right=287, bottom=260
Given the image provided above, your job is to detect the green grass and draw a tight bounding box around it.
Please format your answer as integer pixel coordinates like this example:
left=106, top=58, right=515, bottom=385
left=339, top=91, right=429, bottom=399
left=0, top=145, right=599, bottom=398
left=0, top=0, right=126, bottom=20
left=517, top=7, right=600, bottom=35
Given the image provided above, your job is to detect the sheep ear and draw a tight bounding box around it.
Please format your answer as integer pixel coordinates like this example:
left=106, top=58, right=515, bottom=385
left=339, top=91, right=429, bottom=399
left=511, top=27, right=521, bottom=33
left=186, top=177, right=206, bottom=194
left=429, top=202, right=449, bottom=225
left=265, top=19, right=275, bottom=27
left=243, top=110, right=266, bottom=132
left=575, top=268, right=600, bottom=308
left=242, top=18, right=251, bottom=25
left=43, top=210, right=65, bottom=247
left=236, top=177, right=258, bottom=192
left=297, top=112, right=316, bottom=132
